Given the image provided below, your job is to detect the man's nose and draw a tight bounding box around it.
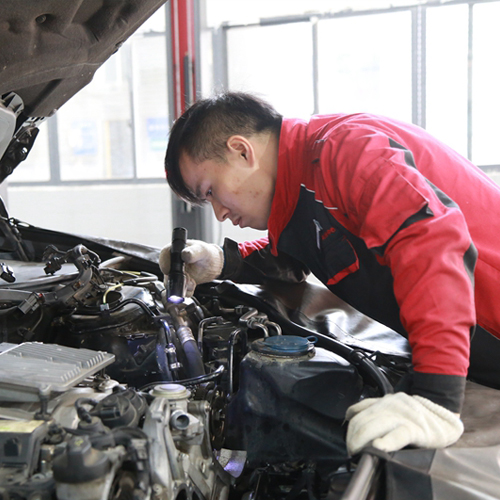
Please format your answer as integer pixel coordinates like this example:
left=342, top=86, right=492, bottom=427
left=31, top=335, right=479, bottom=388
left=212, top=200, right=229, bottom=222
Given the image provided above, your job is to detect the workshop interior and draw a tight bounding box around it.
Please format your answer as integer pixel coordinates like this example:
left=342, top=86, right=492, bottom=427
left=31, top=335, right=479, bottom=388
left=0, top=1, right=500, bottom=500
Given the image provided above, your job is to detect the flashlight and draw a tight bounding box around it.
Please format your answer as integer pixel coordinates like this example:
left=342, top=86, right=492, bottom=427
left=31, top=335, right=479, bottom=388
left=167, top=227, right=187, bottom=303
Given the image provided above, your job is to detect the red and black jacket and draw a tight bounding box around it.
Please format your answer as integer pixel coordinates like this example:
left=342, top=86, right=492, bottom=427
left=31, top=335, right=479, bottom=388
left=221, top=113, right=500, bottom=413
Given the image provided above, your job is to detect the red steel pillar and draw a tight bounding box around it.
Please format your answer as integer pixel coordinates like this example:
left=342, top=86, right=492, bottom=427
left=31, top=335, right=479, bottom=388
left=170, top=0, right=196, bottom=118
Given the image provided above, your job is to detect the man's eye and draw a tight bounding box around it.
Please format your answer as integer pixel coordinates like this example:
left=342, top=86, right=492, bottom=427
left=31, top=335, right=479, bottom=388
left=206, top=189, right=212, bottom=198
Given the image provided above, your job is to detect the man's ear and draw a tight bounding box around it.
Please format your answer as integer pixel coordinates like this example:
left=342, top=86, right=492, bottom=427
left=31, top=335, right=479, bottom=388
left=227, top=135, right=254, bottom=164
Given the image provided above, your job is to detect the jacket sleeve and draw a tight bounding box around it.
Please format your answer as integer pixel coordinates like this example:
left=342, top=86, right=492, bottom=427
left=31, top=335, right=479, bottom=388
left=219, top=237, right=309, bottom=285
left=320, top=126, right=476, bottom=412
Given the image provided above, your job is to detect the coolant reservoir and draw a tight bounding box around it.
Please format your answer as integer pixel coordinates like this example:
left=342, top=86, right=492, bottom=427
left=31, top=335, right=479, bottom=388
left=225, top=335, right=363, bottom=466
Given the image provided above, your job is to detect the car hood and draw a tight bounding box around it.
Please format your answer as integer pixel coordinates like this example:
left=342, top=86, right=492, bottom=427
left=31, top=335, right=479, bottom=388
left=0, top=0, right=167, bottom=182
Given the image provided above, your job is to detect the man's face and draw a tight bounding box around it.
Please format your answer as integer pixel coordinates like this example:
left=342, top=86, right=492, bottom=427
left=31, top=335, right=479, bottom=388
left=179, top=137, right=275, bottom=231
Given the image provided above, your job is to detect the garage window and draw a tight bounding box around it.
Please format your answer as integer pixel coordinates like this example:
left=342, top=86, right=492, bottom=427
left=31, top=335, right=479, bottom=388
left=10, top=8, right=169, bottom=185
left=216, top=0, right=500, bottom=181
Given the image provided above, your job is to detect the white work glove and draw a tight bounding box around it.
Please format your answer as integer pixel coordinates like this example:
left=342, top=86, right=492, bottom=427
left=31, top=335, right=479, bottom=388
left=345, top=392, right=464, bottom=455
left=159, top=239, right=224, bottom=297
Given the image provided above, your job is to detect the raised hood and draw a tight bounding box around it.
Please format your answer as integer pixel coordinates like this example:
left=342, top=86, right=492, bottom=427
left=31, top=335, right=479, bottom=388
left=0, top=0, right=168, bottom=183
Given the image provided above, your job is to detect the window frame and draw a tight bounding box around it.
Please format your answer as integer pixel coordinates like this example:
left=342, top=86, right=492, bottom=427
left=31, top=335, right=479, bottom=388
left=214, top=0, right=500, bottom=175
left=11, top=0, right=500, bottom=188
left=9, top=29, right=170, bottom=188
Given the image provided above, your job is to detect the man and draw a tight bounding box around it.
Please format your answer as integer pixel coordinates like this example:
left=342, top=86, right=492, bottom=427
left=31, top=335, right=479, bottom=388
left=160, top=91, right=500, bottom=455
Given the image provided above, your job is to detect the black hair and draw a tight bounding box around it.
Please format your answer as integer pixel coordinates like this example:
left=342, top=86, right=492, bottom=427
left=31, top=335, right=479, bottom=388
left=165, top=91, right=282, bottom=204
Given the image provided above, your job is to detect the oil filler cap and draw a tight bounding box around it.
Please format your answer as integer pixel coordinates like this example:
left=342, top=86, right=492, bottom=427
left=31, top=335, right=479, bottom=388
left=251, top=335, right=315, bottom=357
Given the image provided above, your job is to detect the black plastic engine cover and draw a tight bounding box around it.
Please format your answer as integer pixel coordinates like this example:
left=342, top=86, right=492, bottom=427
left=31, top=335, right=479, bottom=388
left=225, top=336, right=364, bottom=466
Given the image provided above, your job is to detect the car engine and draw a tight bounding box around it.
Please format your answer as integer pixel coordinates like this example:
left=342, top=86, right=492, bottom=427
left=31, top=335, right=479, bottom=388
left=0, top=230, right=404, bottom=500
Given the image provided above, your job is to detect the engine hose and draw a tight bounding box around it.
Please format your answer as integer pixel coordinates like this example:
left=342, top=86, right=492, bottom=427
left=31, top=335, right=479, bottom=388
left=139, top=364, right=225, bottom=392
left=106, top=298, right=156, bottom=317
left=156, top=323, right=173, bottom=381
left=312, top=331, right=392, bottom=395
left=342, top=345, right=394, bottom=396
left=316, top=335, right=393, bottom=395
left=182, top=337, right=206, bottom=378
left=181, top=364, right=225, bottom=385
left=168, top=303, right=205, bottom=378
left=227, top=328, right=244, bottom=396
left=74, top=397, right=98, bottom=423
left=160, top=320, right=180, bottom=379
left=110, top=427, right=151, bottom=497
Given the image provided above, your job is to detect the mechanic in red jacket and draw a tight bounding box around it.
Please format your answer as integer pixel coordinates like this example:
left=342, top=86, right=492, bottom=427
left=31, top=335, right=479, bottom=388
left=160, top=91, right=500, bottom=455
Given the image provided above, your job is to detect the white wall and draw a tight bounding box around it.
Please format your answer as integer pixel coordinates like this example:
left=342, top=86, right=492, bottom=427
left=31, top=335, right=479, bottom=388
left=7, top=183, right=173, bottom=249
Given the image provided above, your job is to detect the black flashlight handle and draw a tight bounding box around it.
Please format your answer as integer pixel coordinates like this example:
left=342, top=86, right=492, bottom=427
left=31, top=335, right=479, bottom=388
left=167, top=227, right=187, bottom=301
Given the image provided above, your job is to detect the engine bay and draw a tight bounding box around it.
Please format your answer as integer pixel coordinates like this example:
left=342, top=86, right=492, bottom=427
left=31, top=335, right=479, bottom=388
left=0, top=231, right=413, bottom=500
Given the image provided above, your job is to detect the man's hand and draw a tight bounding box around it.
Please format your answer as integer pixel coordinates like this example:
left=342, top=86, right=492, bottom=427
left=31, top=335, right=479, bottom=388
left=345, top=392, right=464, bottom=455
left=159, top=239, right=224, bottom=297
